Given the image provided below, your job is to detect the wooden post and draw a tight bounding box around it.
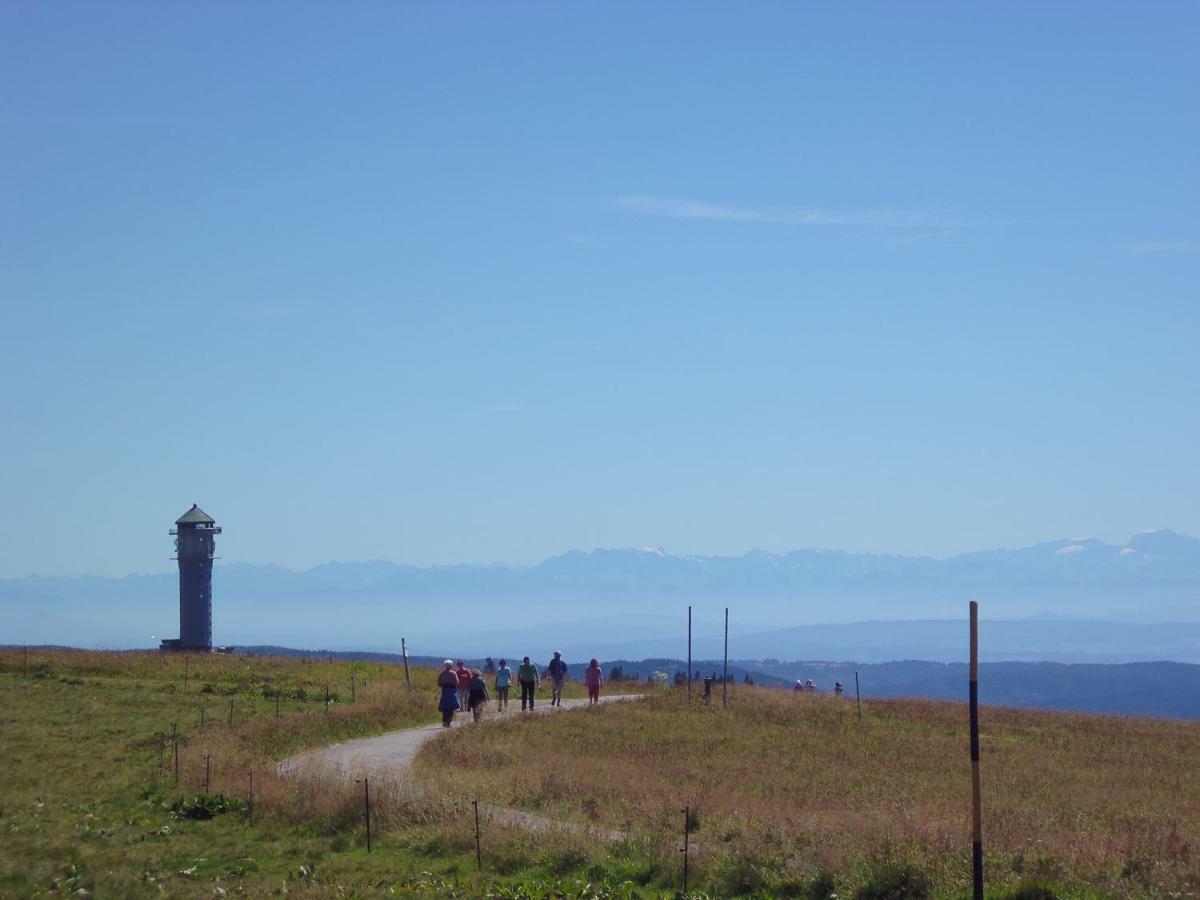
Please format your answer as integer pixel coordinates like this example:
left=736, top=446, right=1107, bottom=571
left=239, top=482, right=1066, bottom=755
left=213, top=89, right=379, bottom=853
left=360, top=778, right=372, bottom=853
left=722, top=607, right=729, bottom=709
left=969, top=600, right=983, bottom=900
left=855, top=671, right=862, bottom=722
left=473, top=799, right=482, bottom=870
left=687, top=606, right=692, bottom=703
left=681, top=805, right=690, bottom=893
left=199, top=706, right=205, bottom=728
left=401, top=638, right=412, bottom=692
left=227, top=699, right=234, bottom=727
left=325, top=683, right=330, bottom=713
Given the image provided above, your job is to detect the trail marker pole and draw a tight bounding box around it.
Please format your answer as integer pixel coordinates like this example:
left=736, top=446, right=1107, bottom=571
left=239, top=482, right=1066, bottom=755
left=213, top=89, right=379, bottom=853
left=473, top=799, right=482, bottom=870
left=969, top=600, right=984, bottom=900
left=227, top=699, right=234, bottom=727
left=681, top=805, right=690, bottom=894
left=358, top=778, right=372, bottom=853
left=687, top=606, right=692, bottom=703
left=401, top=638, right=412, bottom=692
left=204, top=754, right=211, bottom=793
left=722, top=607, right=729, bottom=709
left=855, top=671, right=862, bottom=722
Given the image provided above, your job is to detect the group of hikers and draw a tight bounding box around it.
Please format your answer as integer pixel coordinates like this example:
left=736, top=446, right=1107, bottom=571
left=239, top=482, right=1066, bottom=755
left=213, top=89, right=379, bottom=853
left=794, top=678, right=845, bottom=695
left=435, top=651, right=604, bottom=727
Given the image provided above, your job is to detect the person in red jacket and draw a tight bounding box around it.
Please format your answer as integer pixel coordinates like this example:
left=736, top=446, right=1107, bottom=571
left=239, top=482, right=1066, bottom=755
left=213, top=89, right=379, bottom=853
left=455, top=660, right=472, bottom=711
left=584, top=658, right=604, bottom=705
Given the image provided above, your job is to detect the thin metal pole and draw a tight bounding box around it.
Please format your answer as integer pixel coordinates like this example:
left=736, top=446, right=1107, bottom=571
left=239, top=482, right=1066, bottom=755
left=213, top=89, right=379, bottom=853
left=969, top=600, right=984, bottom=900
left=681, top=805, right=690, bottom=893
left=473, top=799, right=482, bottom=870
left=687, top=606, right=692, bottom=703
left=401, top=638, right=412, bottom=692
left=351, top=673, right=356, bottom=703
left=23, top=645, right=28, bottom=678
left=722, top=607, right=729, bottom=709
left=855, top=671, right=862, bottom=722
left=204, top=754, right=211, bottom=793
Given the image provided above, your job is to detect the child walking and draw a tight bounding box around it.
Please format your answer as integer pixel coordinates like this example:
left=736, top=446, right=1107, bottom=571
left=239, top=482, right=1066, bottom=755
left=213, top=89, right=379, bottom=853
left=494, top=658, right=512, bottom=711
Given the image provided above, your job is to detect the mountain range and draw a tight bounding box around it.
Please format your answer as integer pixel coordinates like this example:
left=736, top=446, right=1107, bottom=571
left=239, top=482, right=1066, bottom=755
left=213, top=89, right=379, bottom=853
left=2, top=530, right=1198, bottom=657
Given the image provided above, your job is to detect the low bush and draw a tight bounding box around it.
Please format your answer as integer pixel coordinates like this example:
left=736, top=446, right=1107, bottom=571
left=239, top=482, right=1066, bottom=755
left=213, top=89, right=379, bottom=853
left=855, top=861, right=931, bottom=899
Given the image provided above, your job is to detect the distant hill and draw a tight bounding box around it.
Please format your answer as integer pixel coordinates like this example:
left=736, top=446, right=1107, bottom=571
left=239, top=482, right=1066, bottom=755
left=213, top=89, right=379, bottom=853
left=2, top=529, right=1199, bottom=652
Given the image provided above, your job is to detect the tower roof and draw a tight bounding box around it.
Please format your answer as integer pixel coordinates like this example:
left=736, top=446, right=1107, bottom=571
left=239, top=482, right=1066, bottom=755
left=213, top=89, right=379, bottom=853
left=175, top=504, right=216, bottom=525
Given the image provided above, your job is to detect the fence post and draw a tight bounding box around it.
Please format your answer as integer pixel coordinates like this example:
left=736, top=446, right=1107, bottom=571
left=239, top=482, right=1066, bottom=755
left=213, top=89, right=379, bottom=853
left=358, top=777, right=372, bottom=852
left=970, top=600, right=984, bottom=900
left=23, top=645, right=28, bottom=678
left=681, top=805, right=690, bottom=894
left=687, top=606, right=692, bottom=703
left=722, top=607, right=729, bottom=709
left=401, top=638, right=412, bottom=692
left=473, top=799, right=482, bottom=870
left=204, top=754, right=211, bottom=793
left=351, top=673, right=356, bottom=703
left=325, top=683, right=330, bottom=713
left=855, top=671, right=862, bottom=722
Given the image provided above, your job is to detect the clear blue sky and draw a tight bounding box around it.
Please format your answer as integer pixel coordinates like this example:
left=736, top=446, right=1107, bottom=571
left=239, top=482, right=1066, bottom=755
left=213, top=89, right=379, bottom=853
left=2, top=3, right=1197, bottom=577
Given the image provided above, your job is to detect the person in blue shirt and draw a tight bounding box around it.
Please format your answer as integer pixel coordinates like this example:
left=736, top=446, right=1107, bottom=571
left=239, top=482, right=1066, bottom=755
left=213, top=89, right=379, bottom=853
left=494, top=658, right=513, bottom=711
left=546, top=651, right=569, bottom=707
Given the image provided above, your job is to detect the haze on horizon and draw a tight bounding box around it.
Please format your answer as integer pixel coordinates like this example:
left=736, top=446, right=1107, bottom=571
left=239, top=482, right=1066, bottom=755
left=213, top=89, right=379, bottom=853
left=2, top=4, right=1198, bottom=579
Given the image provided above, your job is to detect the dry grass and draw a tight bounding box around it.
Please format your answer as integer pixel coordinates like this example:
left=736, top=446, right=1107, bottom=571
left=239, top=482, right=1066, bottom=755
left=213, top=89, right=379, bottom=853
left=415, top=686, right=1200, bottom=897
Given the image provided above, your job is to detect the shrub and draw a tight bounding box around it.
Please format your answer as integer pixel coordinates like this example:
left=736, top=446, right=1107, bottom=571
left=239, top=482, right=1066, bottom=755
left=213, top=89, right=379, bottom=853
left=855, top=861, right=931, bottom=900
left=171, top=793, right=246, bottom=820
left=1005, top=882, right=1059, bottom=900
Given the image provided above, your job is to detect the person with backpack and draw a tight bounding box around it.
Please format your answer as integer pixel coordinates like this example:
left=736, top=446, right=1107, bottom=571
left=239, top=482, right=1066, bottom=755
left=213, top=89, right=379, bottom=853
left=436, top=660, right=461, bottom=728
left=494, top=658, right=513, bottom=711
left=547, top=651, right=568, bottom=707
left=467, top=669, right=490, bottom=722
left=584, top=657, right=604, bottom=705
left=517, top=656, right=540, bottom=711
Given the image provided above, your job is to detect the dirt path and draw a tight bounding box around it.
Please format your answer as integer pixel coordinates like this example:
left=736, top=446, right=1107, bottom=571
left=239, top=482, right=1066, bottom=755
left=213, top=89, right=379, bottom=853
left=279, top=694, right=636, bottom=840
left=279, top=694, right=632, bottom=782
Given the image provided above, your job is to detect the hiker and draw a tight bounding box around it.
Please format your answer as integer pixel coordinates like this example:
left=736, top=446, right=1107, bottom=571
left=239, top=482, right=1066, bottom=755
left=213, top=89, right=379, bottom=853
left=467, top=669, right=490, bottom=722
left=437, top=660, right=461, bottom=727
left=494, top=658, right=513, bottom=711
left=794, top=679, right=804, bottom=693
left=547, top=650, right=568, bottom=707
left=834, top=681, right=845, bottom=697
left=517, top=656, right=540, bottom=710
left=805, top=678, right=816, bottom=694
left=584, top=657, right=604, bottom=705
left=455, top=660, right=472, bottom=710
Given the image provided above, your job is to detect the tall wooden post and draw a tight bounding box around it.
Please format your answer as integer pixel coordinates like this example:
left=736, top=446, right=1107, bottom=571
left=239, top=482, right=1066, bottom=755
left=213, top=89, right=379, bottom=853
left=969, top=600, right=983, bottom=900
left=722, top=607, right=729, bottom=709
left=362, top=777, right=372, bottom=853
left=687, top=606, right=692, bottom=703
left=473, top=799, right=482, bottom=870
left=401, top=638, right=412, bottom=692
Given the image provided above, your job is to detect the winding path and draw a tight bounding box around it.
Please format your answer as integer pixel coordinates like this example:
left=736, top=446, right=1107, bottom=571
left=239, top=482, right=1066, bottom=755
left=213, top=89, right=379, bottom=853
left=279, top=695, right=636, bottom=839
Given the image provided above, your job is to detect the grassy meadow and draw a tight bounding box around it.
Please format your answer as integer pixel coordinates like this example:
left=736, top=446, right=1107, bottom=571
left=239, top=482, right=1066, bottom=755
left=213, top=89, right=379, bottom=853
left=415, top=687, right=1200, bottom=898
left=4, top=648, right=1199, bottom=898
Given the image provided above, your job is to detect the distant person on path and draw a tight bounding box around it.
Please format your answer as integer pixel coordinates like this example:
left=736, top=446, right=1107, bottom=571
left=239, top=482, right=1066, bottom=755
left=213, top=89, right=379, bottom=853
left=467, top=669, right=490, bottom=722
left=834, top=681, right=845, bottom=697
left=805, top=678, right=816, bottom=694
left=584, top=657, right=604, bottom=705
left=794, top=680, right=804, bottom=694
left=455, top=660, right=472, bottom=711
left=518, top=656, right=540, bottom=710
left=547, top=651, right=568, bottom=707
left=437, top=660, right=461, bottom=727
left=494, top=658, right=513, bottom=711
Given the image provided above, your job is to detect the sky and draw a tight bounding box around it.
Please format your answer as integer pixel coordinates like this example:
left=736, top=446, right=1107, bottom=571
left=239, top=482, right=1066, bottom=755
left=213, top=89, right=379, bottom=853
left=2, top=3, right=1198, bottom=577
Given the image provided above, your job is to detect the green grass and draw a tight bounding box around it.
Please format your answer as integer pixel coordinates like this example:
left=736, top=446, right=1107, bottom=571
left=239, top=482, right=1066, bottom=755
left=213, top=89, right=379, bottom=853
left=5, top=649, right=1196, bottom=898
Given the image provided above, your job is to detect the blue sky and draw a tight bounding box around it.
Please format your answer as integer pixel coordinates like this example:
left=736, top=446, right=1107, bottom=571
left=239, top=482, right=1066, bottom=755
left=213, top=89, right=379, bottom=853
left=2, top=3, right=1198, bottom=577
